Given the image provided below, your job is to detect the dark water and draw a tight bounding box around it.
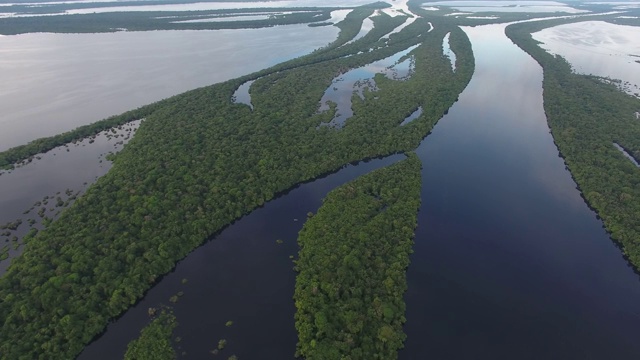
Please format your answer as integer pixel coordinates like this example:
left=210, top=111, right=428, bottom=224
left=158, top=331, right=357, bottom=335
left=401, top=24, right=640, bottom=359
left=233, top=79, right=255, bottom=110
left=614, top=143, right=640, bottom=167
left=78, top=154, right=404, bottom=360
left=0, top=121, right=140, bottom=273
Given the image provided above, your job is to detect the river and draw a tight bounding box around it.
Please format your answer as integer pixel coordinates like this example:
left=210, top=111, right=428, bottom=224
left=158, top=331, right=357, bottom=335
left=3, top=9, right=640, bottom=360
left=402, top=23, right=640, bottom=359
left=78, top=155, right=405, bottom=360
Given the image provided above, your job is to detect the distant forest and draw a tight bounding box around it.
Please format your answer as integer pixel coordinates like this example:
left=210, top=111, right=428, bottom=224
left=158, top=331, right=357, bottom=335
left=0, top=5, right=475, bottom=359
left=0, top=1, right=639, bottom=359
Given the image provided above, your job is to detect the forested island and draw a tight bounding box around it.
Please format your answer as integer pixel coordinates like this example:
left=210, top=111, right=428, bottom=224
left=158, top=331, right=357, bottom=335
left=124, top=311, right=177, bottom=360
left=294, top=154, right=422, bottom=359
left=0, top=3, right=474, bottom=359
left=1, top=0, right=640, bottom=358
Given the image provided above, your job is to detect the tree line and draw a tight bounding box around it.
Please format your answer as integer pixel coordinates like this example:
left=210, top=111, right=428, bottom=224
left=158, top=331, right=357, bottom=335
left=294, top=154, right=422, bottom=359
left=0, top=9, right=474, bottom=359
left=506, top=17, right=640, bottom=270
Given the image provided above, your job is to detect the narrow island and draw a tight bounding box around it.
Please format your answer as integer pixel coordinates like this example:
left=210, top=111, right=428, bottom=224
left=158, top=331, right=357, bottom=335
left=0, top=5, right=474, bottom=359
left=294, top=154, right=422, bottom=359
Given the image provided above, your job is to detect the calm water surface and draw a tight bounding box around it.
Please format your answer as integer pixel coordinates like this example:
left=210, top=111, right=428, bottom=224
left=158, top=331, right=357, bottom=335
left=78, top=155, right=405, bottom=360
left=0, top=121, right=140, bottom=273
left=401, top=23, right=640, bottom=359
left=0, top=25, right=338, bottom=150
left=318, top=43, right=420, bottom=128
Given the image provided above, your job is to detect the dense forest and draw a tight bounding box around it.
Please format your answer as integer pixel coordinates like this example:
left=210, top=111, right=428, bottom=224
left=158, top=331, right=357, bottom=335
left=294, top=154, right=422, bottom=359
left=0, top=7, right=474, bottom=359
left=0, top=8, right=337, bottom=35
left=123, top=311, right=177, bottom=360
left=0, top=107, right=153, bottom=169
left=3, top=0, right=640, bottom=358
left=506, top=19, right=640, bottom=270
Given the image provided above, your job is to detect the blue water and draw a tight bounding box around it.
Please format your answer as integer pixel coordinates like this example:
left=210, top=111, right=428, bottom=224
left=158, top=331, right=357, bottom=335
left=318, top=44, right=420, bottom=129
left=402, top=24, right=640, bottom=359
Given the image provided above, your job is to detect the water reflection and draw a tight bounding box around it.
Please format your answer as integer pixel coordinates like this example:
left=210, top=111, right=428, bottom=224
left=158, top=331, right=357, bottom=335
left=402, top=23, right=640, bottom=359
left=533, top=21, right=640, bottom=95
left=400, top=106, right=423, bottom=126
left=427, top=0, right=587, bottom=13
left=325, top=9, right=351, bottom=24
left=78, top=154, right=405, bottom=360
left=317, top=44, right=420, bottom=129
left=232, top=79, right=255, bottom=109
left=61, top=0, right=377, bottom=15
left=0, top=120, right=140, bottom=273
left=379, top=0, right=419, bottom=40
left=381, top=16, right=417, bottom=40
left=342, top=16, right=374, bottom=46
left=442, top=32, right=457, bottom=72
left=614, top=143, right=640, bottom=167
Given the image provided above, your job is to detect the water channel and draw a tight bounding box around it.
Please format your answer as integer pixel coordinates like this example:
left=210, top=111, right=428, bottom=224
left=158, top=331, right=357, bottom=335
left=78, top=154, right=405, bottom=360
left=3, top=9, right=640, bottom=360
left=318, top=43, right=420, bottom=128
left=81, top=21, right=640, bottom=359
left=0, top=121, right=140, bottom=273
left=0, top=24, right=338, bottom=150
left=402, top=23, right=640, bottom=359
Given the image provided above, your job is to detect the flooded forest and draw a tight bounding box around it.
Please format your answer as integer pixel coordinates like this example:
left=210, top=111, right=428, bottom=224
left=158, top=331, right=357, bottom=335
left=0, top=0, right=639, bottom=359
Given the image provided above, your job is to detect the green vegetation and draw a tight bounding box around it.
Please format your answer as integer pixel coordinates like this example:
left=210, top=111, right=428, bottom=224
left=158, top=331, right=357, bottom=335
left=124, top=312, right=177, bottom=360
left=0, top=219, right=22, bottom=231
left=294, top=154, right=422, bottom=359
left=0, top=9, right=474, bottom=359
left=0, top=107, right=152, bottom=169
left=0, top=8, right=335, bottom=35
left=218, top=339, right=227, bottom=350
left=506, top=19, right=640, bottom=269
left=3, top=0, right=278, bottom=14
left=0, top=246, right=8, bottom=261
left=0, top=2, right=390, bottom=35
left=407, top=0, right=554, bottom=25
